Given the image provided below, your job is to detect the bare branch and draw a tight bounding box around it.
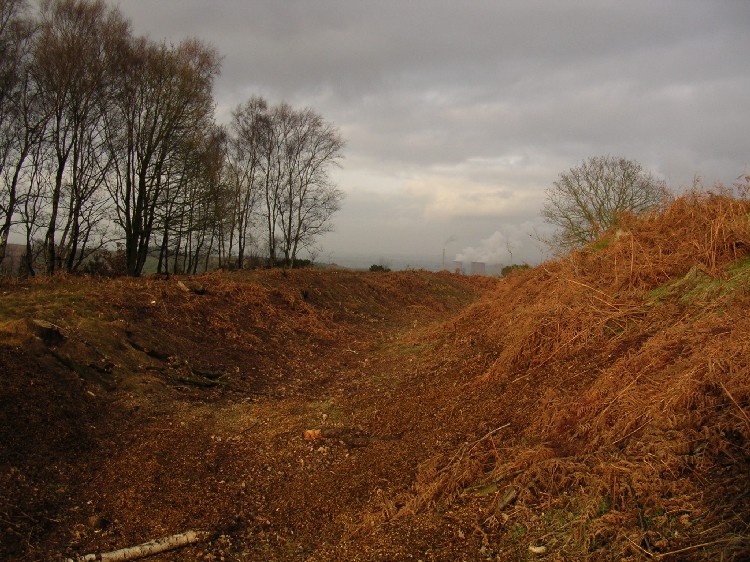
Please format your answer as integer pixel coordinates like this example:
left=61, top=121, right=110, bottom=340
left=542, top=155, right=669, bottom=252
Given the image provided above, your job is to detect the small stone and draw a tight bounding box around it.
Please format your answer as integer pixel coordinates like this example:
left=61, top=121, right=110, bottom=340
left=304, top=429, right=322, bottom=441
left=528, top=544, right=547, bottom=555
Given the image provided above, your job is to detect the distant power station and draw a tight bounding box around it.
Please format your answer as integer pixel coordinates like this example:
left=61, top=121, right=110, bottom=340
left=471, top=262, right=486, bottom=275
left=451, top=260, right=486, bottom=275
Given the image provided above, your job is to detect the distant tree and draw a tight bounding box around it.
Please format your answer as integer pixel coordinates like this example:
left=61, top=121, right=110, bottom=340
left=276, top=106, right=344, bottom=268
left=231, top=99, right=344, bottom=269
left=369, top=264, right=390, bottom=272
left=542, top=155, right=669, bottom=252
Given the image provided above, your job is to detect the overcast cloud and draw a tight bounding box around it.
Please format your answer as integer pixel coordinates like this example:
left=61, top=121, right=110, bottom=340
left=114, top=0, right=750, bottom=268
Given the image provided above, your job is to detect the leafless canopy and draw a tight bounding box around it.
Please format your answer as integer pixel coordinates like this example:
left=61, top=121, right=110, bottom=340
left=0, top=0, right=345, bottom=277
left=542, top=155, right=669, bottom=252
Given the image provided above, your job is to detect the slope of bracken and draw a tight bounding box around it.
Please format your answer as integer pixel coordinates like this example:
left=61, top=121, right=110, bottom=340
left=346, top=190, right=750, bottom=561
left=1, top=190, right=749, bottom=561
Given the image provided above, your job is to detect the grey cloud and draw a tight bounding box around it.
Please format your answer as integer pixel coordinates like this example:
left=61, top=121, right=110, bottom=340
left=112, top=0, right=750, bottom=266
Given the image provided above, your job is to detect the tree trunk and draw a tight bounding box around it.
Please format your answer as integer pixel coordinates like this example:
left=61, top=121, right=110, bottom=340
left=0, top=155, right=26, bottom=268
left=45, top=161, right=65, bottom=275
left=157, top=224, right=169, bottom=274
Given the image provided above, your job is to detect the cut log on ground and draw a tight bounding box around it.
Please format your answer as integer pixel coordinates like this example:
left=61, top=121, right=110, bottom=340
left=64, top=530, right=209, bottom=562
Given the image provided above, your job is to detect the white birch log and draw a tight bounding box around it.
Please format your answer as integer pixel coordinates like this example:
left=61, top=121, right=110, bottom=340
left=64, top=530, right=209, bottom=562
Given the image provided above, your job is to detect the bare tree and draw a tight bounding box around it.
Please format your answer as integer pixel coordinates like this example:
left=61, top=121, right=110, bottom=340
left=261, top=102, right=294, bottom=265
left=244, top=102, right=344, bottom=268
left=177, top=126, right=227, bottom=274
left=1, top=1, right=343, bottom=278
left=542, top=155, right=669, bottom=252
left=0, top=0, right=27, bottom=149
left=17, top=140, right=50, bottom=276
left=226, top=97, right=267, bottom=268
left=277, top=107, right=344, bottom=267
left=34, top=0, right=128, bottom=274
left=104, top=37, right=219, bottom=276
left=0, top=0, right=43, bottom=268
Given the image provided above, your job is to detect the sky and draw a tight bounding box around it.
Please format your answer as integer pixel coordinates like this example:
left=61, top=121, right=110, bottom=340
left=113, top=0, right=750, bottom=270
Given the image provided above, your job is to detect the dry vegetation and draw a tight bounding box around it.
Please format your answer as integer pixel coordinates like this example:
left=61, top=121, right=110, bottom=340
left=373, top=190, right=750, bottom=560
left=1, top=190, right=750, bottom=561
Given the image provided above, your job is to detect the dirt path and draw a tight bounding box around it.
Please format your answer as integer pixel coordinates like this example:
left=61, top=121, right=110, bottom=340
left=0, top=271, right=495, bottom=561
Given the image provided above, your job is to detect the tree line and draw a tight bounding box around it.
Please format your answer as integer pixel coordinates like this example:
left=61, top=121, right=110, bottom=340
left=0, top=0, right=344, bottom=277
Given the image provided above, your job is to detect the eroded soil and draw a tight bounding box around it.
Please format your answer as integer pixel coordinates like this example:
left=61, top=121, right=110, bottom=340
left=0, top=270, right=498, bottom=561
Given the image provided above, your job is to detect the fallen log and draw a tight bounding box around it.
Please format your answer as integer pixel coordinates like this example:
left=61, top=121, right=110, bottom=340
left=64, top=530, right=209, bottom=562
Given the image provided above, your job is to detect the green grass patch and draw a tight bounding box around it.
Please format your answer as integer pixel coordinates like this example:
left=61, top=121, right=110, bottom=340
left=305, top=398, right=346, bottom=424
left=647, top=256, right=750, bottom=306
left=589, top=237, right=613, bottom=251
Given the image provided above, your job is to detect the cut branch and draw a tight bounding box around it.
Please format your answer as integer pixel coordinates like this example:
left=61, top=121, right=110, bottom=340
left=64, top=530, right=209, bottom=562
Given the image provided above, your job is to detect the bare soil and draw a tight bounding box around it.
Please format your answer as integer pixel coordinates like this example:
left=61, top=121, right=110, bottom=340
left=1, top=270, right=501, bottom=561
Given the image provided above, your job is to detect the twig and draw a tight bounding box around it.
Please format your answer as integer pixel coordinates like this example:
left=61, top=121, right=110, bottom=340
left=439, top=423, right=511, bottom=475
left=566, top=277, right=619, bottom=309
left=535, top=328, right=587, bottom=368
left=625, top=535, right=654, bottom=558
left=599, top=372, right=646, bottom=419
left=720, top=382, right=750, bottom=431
left=654, top=536, right=743, bottom=559
left=629, top=234, right=635, bottom=289
left=611, top=415, right=651, bottom=446
left=467, top=423, right=512, bottom=456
